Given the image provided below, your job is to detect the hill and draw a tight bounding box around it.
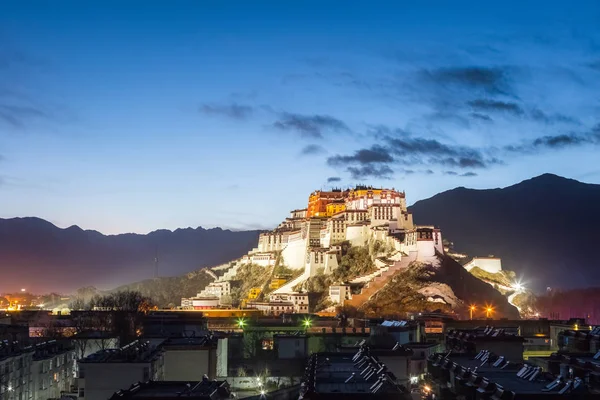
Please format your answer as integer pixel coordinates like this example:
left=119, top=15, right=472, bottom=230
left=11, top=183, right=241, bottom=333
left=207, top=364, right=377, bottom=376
left=0, top=217, right=261, bottom=293
left=410, top=174, right=600, bottom=290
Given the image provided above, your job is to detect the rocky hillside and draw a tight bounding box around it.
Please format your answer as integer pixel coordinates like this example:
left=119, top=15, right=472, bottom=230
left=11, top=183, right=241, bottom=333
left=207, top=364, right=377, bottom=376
left=410, top=174, right=600, bottom=290
left=362, top=255, right=519, bottom=319
left=0, top=217, right=262, bottom=293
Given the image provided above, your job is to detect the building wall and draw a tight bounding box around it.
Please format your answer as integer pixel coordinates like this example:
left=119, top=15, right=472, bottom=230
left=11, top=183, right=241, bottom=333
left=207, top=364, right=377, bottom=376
left=378, top=355, right=410, bottom=385
left=31, top=351, right=76, bottom=400
left=464, top=258, right=502, bottom=274
left=281, top=235, right=307, bottom=270
left=0, top=351, right=33, bottom=400
left=276, top=337, right=307, bottom=359
left=79, top=358, right=163, bottom=400
left=329, top=285, right=351, bottom=305
left=346, top=225, right=369, bottom=247
left=162, top=348, right=215, bottom=380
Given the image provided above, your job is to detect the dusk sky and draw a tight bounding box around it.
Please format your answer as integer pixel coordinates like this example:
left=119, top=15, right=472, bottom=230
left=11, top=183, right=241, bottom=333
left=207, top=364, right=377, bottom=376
left=1, top=1, right=600, bottom=234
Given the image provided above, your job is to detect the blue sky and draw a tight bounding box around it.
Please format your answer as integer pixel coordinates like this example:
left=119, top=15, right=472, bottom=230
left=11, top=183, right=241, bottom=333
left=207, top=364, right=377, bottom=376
left=1, top=1, right=600, bottom=234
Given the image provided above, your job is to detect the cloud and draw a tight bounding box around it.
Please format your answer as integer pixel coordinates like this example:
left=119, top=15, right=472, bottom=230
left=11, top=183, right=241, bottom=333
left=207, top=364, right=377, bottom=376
left=327, top=176, right=341, bottom=183
left=326, top=127, right=500, bottom=180
left=529, top=109, right=579, bottom=125
left=383, top=135, right=496, bottom=169
left=300, top=144, right=326, bottom=156
left=468, top=99, right=524, bottom=115
left=199, top=103, right=254, bottom=120
left=461, top=172, right=478, bottom=177
left=506, top=126, right=600, bottom=153
left=444, top=171, right=458, bottom=176
left=327, top=145, right=393, bottom=166
left=347, top=165, right=394, bottom=180
left=273, top=112, right=349, bottom=139
left=0, top=104, right=48, bottom=128
left=470, top=112, right=493, bottom=122
left=420, top=66, right=511, bottom=95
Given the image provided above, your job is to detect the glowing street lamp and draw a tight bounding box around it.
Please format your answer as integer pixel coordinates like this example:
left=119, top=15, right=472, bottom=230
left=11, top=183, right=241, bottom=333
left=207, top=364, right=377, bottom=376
left=469, top=305, right=476, bottom=320
left=237, top=318, right=247, bottom=329
left=302, top=317, right=312, bottom=330
left=486, top=306, right=494, bottom=319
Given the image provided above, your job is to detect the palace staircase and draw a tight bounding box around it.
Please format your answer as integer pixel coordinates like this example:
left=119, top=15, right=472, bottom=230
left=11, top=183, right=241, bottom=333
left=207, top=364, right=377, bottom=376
left=345, top=251, right=418, bottom=308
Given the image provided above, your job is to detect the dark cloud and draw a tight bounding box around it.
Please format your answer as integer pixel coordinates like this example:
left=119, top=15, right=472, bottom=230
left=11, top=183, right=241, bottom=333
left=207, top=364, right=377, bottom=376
left=461, top=172, right=478, bottom=177
left=273, top=112, right=349, bottom=139
left=327, top=145, right=393, bottom=166
left=300, top=144, right=326, bottom=156
left=468, top=99, right=524, bottom=115
left=506, top=126, right=600, bottom=153
left=425, top=169, right=434, bottom=175
left=199, top=103, right=254, bottom=120
left=444, top=171, right=458, bottom=176
left=529, top=109, right=579, bottom=125
left=347, top=165, right=394, bottom=180
left=384, top=135, right=496, bottom=169
left=471, top=113, right=493, bottom=122
left=420, top=66, right=511, bottom=95
left=327, top=176, right=341, bottom=183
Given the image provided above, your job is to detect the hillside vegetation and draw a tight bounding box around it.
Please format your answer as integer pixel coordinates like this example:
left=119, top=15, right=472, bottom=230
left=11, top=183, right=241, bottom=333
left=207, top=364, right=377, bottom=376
left=113, top=269, right=213, bottom=308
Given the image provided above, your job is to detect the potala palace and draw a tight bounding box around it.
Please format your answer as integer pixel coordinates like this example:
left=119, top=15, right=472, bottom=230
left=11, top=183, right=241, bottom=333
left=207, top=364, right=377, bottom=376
left=182, top=186, right=445, bottom=313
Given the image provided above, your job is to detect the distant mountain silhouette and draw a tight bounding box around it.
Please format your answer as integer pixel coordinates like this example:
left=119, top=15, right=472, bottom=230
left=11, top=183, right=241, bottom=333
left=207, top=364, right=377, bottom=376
left=0, top=217, right=261, bottom=293
left=410, top=174, right=600, bottom=290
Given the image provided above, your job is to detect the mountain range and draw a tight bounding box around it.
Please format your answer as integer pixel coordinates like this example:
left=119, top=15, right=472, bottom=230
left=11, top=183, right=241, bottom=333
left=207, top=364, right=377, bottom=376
left=1, top=173, right=598, bottom=294
left=410, top=173, right=600, bottom=291
left=0, top=218, right=261, bottom=293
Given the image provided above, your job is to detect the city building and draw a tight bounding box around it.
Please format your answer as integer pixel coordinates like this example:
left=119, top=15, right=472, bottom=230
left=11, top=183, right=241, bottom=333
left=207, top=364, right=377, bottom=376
left=299, top=349, right=412, bottom=399
left=160, top=336, right=217, bottom=381
left=445, top=326, right=525, bottom=362
left=109, top=380, right=231, bottom=400
left=328, top=285, right=351, bottom=305
left=142, top=311, right=207, bottom=338
left=78, top=340, right=164, bottom=400
left=0, top=340, right=75, bottom=400
left=427, top=351, right=597, bottom=398
left=273, top=334, right=307, bottom=359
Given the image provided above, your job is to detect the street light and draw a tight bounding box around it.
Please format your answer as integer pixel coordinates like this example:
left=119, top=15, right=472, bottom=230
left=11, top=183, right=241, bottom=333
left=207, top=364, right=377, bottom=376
left=469, top=305, right=476, bottom=320
left=302, top=317, right=312, bottom=330
left=237, top=318, right=247, bottom=329
left=486, top=306, right=494, bottom=319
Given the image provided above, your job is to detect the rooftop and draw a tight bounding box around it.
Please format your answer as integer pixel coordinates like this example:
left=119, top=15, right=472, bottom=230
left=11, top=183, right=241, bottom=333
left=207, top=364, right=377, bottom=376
left=110, top=380, right=230, bottom=400
left=300, top=350, right=411, bottom=399
left=80, top=340, right=162, bottom=363
left=429, top=352, right=591, bottom=397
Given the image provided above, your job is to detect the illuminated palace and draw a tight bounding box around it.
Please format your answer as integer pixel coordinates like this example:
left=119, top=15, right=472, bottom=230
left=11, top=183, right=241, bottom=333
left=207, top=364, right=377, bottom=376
left=186, top=186, right=443, bottom=312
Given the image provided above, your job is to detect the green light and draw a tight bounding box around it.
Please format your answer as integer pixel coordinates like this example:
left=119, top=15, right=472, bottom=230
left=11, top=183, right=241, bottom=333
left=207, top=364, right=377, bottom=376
left=237, top=318, right=246, bottom=328
left=302, top=317, right=312, bottom=328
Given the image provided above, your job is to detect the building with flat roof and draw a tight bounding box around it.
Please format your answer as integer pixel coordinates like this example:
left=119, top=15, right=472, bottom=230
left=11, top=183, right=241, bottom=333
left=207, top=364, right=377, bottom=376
left=109, top=380, right=231, bottom=400
left=427, top=351, right=597, bottom=398
left=78, top=340, right=164, bottom=400
left=160, top=336, right=217, bottom=381
left=446, top=326, right=525, bottom=362
left=299, top=350, right=412, bottom=399
left=0, top=340, right=75, bottom=400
